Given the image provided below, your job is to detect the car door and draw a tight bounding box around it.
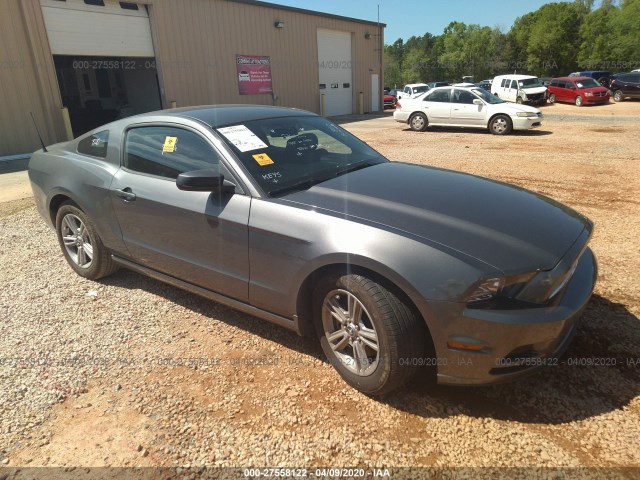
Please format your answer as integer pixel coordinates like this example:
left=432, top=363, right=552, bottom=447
left=565, top=80, right=578, bottom=102
left=110, top=124, right=251, bottom=301
left=507, top=79, right=518, bottom=102
left=450, top=89, right=486, bottom=126
left=629, top=74, right=640, bottom=97
left=421, top=88, right=452, bottom=124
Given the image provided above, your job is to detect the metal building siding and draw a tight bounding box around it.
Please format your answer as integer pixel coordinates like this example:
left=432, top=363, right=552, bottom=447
left=148, top=0, right=383, bottom=114
left=0, top=0, right=66, bottom=156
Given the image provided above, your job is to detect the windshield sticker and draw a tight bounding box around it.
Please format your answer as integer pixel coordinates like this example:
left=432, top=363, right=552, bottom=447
left=217, top=125, right=268, bottom=152
left=252, top=152, right=274, bottom=166
left=162, top=136, right=178, bottom=153
left=262, top=171, right=282, bottom=183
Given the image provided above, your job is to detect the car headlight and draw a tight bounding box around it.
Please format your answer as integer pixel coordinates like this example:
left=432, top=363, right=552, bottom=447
left=516, top=258, right=580, bottom=304
left=516, top=112, right=538, bottom=118
left=466, top=272, right=536, bottom=306
left=585, top=92, right=594, bottom=97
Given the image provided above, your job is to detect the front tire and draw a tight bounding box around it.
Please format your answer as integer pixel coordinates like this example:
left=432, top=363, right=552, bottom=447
left=548, top=93, right=556, bottom=104
left=313, top=274, right=426, bottom=396
left=613, top=90, right=623, bottom=102
left=55, top=202, right=119, bottom=280
left=489, top=115, right=512, bottom=135
left=575, top=95, right=583, bottom=107
left=409, top=113, right=428, bottom=132
left=516, top=96, right=524, bottom=104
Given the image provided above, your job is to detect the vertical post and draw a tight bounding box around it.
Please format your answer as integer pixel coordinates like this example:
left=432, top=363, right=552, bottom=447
left=61, top=107, right=73, bottom=141
left=320, top=94, right=326, bottom=117
left=358, top=92, right=364, bottom=114
left=170, top=100, right=177, bottom=109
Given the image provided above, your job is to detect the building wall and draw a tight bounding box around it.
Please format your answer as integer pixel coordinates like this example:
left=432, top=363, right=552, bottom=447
left=0, top=0, right=67, bottom=156
left=0, top=0, right=384, bottom=156
left=148, top=0, right=384, bottom=115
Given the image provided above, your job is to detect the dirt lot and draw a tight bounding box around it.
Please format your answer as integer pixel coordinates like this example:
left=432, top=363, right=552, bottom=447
left=1, top=100, right=639, bottom=476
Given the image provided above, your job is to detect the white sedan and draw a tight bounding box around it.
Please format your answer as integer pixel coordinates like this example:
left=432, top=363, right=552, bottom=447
left=394, top=86, right=543, bottom=135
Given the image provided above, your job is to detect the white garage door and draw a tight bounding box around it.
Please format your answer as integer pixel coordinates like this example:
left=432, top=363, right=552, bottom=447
left=317, top=29, right=353, bottom=117
left=41, top=0, right=155, bottom=57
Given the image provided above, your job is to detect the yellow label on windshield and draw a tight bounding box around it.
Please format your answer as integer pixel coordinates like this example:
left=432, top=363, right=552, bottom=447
left=162, top=136, right=178, bottom=153
left=252, top=153, right=274, bottom=166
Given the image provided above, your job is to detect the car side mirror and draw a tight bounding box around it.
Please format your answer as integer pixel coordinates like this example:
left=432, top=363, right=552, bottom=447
left=473, top=99, right=483, bottom=105
left=176, top=169, right=236, bottom=193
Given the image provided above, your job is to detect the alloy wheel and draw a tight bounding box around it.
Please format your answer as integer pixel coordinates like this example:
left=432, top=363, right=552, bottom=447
left=322, top=289, right=380, bottom=376
left=60, top=213, right=94, bottom=268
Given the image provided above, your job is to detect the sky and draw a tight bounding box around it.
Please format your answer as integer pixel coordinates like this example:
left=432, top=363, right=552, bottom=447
left=269, top=0, right=576, bottom=43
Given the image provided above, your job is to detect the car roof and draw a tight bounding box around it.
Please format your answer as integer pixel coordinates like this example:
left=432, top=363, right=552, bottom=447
left=405, top=83, right=428, bottom=87
left=553, top=76, right=591, bottom=81
left=164, top=105, right=317, bottom=128
left=494, top=74, right=537, bottom=80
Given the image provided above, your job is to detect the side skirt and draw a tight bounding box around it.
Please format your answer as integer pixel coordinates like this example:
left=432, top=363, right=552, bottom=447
left=111, top=255, right=300, bottom=334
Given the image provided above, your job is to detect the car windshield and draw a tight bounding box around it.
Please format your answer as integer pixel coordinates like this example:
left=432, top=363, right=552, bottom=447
left=216, top=116, right=387, bottom=197
left=471, top=88, right=505, bottom=104
left=575, top=78, right=600, bottom=89
left=519, top=78, right=542, bottom=88
left=412, top=85, right=428, bottom=94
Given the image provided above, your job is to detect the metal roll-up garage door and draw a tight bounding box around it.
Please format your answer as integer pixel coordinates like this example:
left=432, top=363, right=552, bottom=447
left=317, top=29, right=353, bottom=117
left=40, top=0, right=155, bottom=57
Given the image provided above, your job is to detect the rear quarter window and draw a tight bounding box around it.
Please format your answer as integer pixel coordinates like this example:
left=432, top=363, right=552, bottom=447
left=77, top=130, right=109, bottom=158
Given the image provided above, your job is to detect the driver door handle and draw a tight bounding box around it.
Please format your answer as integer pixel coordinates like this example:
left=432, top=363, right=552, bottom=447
left=115, top=188, right=137, bottom=202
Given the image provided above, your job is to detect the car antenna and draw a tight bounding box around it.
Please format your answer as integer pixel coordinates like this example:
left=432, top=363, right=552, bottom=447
left=30, top=112, right=48, bottom=152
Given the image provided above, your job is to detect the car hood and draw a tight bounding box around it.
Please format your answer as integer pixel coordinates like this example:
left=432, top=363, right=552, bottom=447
left=580, top=86, right=609, bottom=94
left=496, top=102, right=541, bottom=115
left=281, top=163, right=589, bottom=273
left=522, top=86, right=548, bottom=95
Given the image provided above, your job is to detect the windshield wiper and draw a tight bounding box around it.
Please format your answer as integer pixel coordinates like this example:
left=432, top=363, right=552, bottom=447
left=334, top=160, right=372, bottom=177
left=269, top=179, right=321, bottom=197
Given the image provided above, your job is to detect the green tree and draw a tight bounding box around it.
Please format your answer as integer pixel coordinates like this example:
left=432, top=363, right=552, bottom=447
left=613, top=0, right=640, bottom=67
left=578, top=3, right=618, bottom=69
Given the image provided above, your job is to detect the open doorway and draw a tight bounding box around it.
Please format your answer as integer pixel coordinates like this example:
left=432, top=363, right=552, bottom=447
left=54, top=55, right=162, bottom=137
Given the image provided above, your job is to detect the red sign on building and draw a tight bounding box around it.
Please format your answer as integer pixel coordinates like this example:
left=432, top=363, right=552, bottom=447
left=236, top=54, right=273, bottom=95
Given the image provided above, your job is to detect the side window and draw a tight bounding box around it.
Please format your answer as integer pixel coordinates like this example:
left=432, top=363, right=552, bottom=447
left=452, top=89, right=475, bottom=104
left=630, top=75, right=640, bottom=83
left=501, top=79, right=507, bottom=88
left=550, top=80, right=559, bottom=88
left=77, top=130, right=109, bottom=158
left=510, top=80, right=518, bottom=89
left=124, top=126, right=221, bottom=180
left=425, top=89, right=451, bottom=103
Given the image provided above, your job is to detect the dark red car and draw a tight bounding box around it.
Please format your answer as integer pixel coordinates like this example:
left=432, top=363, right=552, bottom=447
left=547, top=77, right=610, bottom=106
left=383, top=92, right=397, bottom=109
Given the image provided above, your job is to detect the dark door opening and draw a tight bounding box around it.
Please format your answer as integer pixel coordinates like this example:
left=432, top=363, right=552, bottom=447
left=54, top=55, right=162, bottom=137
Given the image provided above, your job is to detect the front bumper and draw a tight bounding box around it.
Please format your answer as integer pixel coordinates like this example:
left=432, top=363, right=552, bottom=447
left=428, top=247, right=597, bottom=386
left=512, top=114, right=543, bottom=130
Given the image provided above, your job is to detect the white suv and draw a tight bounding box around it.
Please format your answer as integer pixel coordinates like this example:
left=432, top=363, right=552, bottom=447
left=491, top=74, right=547, bottom=105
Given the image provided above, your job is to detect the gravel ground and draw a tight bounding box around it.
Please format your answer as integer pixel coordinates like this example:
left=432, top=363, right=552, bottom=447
left=1, top=101, right=639, bottom=476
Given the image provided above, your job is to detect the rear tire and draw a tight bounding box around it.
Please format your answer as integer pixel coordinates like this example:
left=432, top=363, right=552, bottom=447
left=575, top=96, right=583, bottom=107
left=489, top=114, right=513, bottom=135
left=409, top=113, right=428, bottom=132
left=55, top=202, right=119, bottom=280
left=313, top=273, right=426, bottom=396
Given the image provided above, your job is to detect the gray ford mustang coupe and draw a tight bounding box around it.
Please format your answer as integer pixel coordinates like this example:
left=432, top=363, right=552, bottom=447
left=29, top=105, right=597, bottom=395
